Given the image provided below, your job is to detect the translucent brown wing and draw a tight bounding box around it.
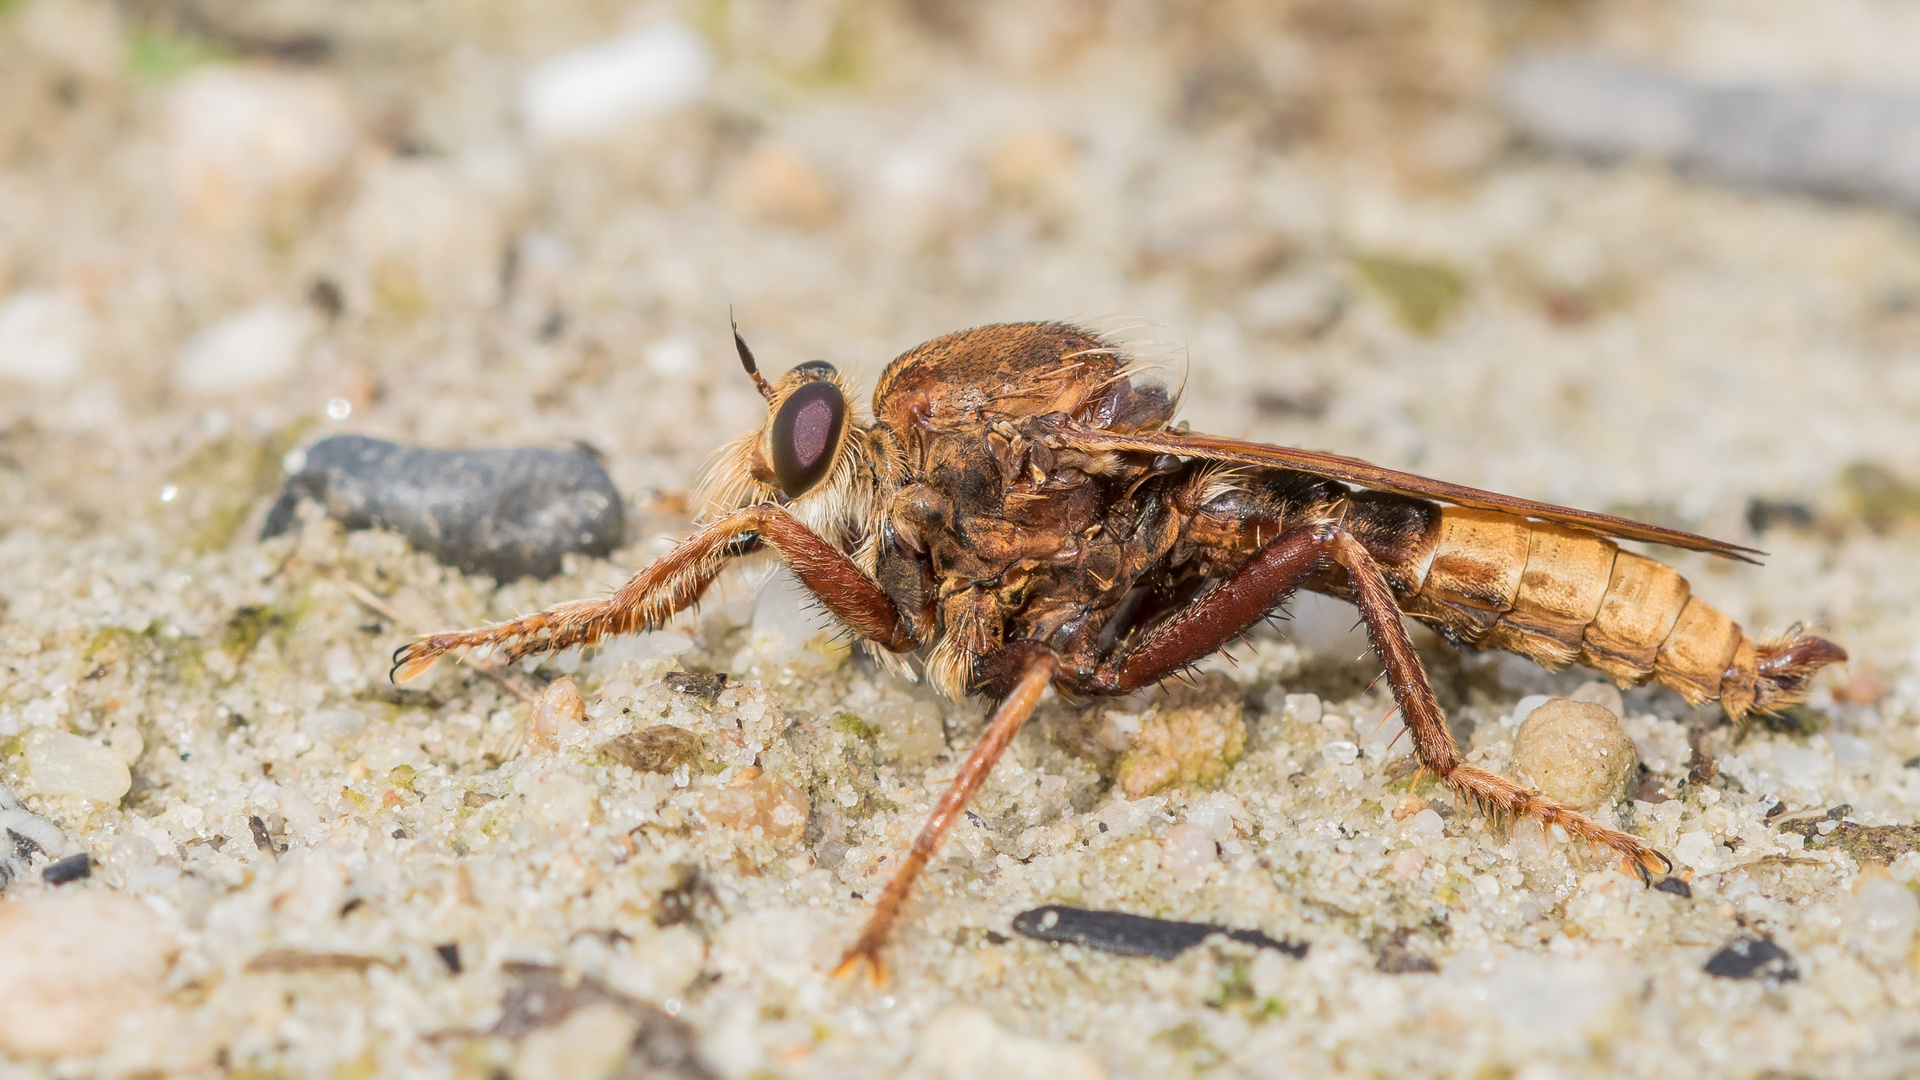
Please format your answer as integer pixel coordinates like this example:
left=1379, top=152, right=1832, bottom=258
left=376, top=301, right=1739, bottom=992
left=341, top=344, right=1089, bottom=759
left=1054, top=424, right=1762, bottom=562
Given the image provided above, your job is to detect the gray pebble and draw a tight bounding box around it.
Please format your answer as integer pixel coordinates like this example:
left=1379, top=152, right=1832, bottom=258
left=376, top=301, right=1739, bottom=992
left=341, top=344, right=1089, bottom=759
left=262, top=435, right=624, bottom=581
left=1505, top=54, right=1920, bottom=213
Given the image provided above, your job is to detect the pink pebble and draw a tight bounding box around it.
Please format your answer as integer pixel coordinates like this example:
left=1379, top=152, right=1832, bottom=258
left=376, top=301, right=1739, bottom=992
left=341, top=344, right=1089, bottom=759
left=1162, top=822, right=1217, bottom=882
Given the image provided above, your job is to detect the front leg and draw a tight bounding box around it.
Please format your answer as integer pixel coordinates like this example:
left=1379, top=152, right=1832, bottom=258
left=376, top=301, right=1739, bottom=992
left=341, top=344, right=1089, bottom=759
left=1089, top=522, right=1669, bottom=881
left=393, top=504, right=918, bottom=681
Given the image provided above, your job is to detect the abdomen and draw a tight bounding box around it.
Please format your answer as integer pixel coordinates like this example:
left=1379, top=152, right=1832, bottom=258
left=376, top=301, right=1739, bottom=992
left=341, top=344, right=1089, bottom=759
left=1349, top=504, right=1840, bottom=722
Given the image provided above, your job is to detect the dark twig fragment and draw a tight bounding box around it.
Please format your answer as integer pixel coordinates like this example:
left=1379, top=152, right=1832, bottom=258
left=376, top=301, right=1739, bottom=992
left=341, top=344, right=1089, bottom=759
left=1012, top=904, right=1307, bottom=961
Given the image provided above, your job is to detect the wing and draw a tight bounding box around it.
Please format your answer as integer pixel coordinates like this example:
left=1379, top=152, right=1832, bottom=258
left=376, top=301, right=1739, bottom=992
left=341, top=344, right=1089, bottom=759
left=1053, top=424, right=1762, bottom=562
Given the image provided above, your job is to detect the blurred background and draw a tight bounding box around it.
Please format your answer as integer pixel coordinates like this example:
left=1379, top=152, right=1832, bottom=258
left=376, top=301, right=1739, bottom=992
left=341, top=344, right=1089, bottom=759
left=1, top=0, right=1917, bottom=650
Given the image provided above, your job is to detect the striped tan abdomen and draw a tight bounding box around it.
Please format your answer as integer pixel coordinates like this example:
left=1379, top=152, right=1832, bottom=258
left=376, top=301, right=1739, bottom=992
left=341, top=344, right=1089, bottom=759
left=1382, top=507, right=1794, bottom=720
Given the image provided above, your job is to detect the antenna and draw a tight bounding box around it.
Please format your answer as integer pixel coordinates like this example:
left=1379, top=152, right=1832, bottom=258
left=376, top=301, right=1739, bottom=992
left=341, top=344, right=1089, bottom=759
left=730, top=307, right=774, bottom=401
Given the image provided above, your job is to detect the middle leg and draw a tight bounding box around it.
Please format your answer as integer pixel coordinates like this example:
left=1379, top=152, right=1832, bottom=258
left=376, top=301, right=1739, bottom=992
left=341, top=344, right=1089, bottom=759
left=834, top=647, right=1057, bottom=984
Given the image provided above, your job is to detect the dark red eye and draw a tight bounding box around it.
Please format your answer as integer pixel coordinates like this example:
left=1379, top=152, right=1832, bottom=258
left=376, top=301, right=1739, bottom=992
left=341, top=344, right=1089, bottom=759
left=770, top=378, right=846, bottom=497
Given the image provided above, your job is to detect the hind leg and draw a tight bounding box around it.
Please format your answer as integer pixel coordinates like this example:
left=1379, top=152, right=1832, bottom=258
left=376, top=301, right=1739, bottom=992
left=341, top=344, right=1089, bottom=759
left=1089, top=520, right=1669, bottom=881
left=1328, top=530, right=1670, bottom=880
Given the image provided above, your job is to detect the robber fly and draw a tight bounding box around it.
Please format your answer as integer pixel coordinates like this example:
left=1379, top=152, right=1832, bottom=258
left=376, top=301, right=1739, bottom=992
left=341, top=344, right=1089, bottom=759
left=393, top=322, right=1845, bottom=980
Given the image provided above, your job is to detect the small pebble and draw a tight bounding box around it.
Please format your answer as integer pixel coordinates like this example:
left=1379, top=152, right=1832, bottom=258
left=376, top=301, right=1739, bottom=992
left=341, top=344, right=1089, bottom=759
left=1845, top=875, right=1920, bottom=969
left=173, top=303, right=315, bottom=396
left=1510, top=699, right=1637, bottom=811
left=1403, top=808, right=1446, bottom=839
left=0, top=290, right=88, bottom=386
left=528, top=676, right=585, bottom=751
left=661, top=671, right=728, bottom=701
left=913, top=1005, right=1108, bottom=1080
left=520, top=23, right=713, bottom=140
left=1323, top=739, right=1360, bottom=765
left=25, top=728, right=130, bottom=803
left=693, top=767, right=809, bottom=845
left=1160, top=822, right=1217, bottom=884
left=1704, top=936, right=1799, bottom=983
left=602, top=726, right=706, bottom=774
left=1392, top=795, right=1429, bottom=822
left=1186, top=793, right=1241, bottom=840
left=41, top=853, right=91, bottom=885
left=1654, top=876, right=1693, bottom=899
left=0, top=892, right=171, bottom=1058
left=166, top=68, right=356, bottom=230
left=264, top=435, right=624, bottom=582
left=1567, top=679, right=1625, bottom=717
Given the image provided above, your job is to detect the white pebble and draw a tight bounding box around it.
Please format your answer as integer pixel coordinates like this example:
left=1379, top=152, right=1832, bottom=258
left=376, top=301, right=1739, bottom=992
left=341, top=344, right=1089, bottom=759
left=1323, top=739, right=1360, bottom=765
left=1510, top=699, right=1637, bottom=811
left=1846, top=877, right=1920, bottom=969
left=173, top=303, right=316, bottom=396
left=912, top=1005, right=1108, bottom=1080
left=25, top=728, right=130, bottom=803
left=1186, top=792, right=1242, bottom=840
left=1510, top=694, right=1553, bottom=729
left=520, top=23, right=713, bottom=141
left=522, top=770, right=596, bottom=830
left=0, top=893, right=170, bottom=1058
left=0, top=290, right=89, bottom=386
left=167, top=68, right=357, bottom=230
left=1405, top=808, right=1446, bottom=839
left=529, top=676, right=586, bottom=751
left=1160, top=822, right=1217, bottom=883
left=1568, top=680, right=1625, bottom=717
left=1282, top=692, right=1322, bottom=726
left=1672, top=830, right=1719, bottom=870
left=644, top=336, right=700, bottom=376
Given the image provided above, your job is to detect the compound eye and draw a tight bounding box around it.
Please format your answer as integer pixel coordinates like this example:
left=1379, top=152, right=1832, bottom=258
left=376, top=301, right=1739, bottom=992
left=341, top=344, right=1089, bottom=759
left=769, top=379, right=847, bottom=498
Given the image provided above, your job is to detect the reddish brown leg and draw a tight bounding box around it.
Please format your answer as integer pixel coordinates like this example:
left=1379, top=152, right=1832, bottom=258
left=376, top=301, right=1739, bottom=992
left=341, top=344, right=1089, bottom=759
left=393, top=504, right=917, bottom=681
left=834, top=650, right=1057, bottom=985
left=1093, top=523, right=1333, bottom=692
left=1327, top=530, right=1670, bottom=881
left=1093, top=521, right=1669, bottom=880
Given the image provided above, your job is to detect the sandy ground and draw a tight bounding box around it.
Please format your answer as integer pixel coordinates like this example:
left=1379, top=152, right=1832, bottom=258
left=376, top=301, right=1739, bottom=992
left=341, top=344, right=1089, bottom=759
left=4, top=1, right=1920, bottom=1077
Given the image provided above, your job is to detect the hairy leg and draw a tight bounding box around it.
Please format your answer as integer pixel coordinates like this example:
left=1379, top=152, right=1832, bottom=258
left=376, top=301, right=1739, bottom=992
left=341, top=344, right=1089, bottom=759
left=1091, top=520, right=1668, bottom=880
left=1091, top=523, right=1333, bottom=693
left=1328, top=530, right=1670, bottom=881
left=834, top=648, right=1057, bottom=985
left=393, top=504, right=917, bottom=681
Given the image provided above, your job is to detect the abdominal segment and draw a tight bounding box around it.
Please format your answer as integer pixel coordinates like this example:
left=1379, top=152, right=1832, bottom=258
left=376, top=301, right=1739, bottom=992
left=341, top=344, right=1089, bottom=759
left=1348, top=505, right=1839, bottom=722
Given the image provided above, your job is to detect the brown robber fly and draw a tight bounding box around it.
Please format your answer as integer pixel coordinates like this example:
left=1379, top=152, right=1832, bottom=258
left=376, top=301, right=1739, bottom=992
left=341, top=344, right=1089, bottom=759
left=393, top=322, right=1846, bottom=980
